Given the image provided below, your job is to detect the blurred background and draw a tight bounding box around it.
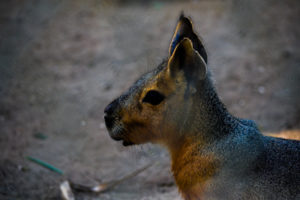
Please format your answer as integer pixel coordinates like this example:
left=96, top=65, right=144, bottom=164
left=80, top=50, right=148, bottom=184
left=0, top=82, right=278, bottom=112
left=0, top=0, right=299, bottom=199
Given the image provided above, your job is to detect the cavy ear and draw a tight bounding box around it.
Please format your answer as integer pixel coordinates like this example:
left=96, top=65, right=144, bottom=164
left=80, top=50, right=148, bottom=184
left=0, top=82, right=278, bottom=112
left=168, top=38, right=207, bottom=82
left=169, top=12, right=207, bottom=64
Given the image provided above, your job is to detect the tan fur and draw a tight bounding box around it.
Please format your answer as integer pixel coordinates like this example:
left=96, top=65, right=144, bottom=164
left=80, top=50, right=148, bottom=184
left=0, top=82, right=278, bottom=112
left=265, top=130, right=300, bottom=140
left=171, top=137, right=219, bottom=194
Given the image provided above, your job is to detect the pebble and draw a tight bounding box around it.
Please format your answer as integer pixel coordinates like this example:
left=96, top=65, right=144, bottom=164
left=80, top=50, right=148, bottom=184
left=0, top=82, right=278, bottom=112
left=258, top=86, right=265, bottom=94
left=81, top=120, right=86, bottom=126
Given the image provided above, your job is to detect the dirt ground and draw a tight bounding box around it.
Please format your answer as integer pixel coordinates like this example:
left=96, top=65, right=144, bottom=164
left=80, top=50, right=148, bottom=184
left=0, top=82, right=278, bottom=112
left=0, top=0, right=299, bottom=199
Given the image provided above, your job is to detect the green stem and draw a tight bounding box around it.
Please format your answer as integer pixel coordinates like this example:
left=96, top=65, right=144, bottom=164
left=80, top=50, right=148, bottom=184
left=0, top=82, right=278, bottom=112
left=27, top=156, right=64, bottom=175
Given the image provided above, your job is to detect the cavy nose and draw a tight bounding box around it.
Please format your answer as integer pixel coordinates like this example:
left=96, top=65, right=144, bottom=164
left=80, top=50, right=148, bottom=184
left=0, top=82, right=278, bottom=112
left=104, top=115, right=114, bottom=129
left=104, top=98, right=119, bottom=115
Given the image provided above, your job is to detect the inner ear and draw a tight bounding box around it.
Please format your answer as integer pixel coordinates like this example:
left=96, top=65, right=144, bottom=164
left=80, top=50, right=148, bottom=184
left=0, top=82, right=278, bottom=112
left=169, top=13, right=207, bottom=64
left=168, top=38, right=207, bottom=83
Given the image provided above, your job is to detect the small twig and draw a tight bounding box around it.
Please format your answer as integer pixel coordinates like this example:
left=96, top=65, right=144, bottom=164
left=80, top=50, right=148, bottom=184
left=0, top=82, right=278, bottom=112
left=70, top=162, right=154, bottom=193
left=26, top=156, right=154, bottom=194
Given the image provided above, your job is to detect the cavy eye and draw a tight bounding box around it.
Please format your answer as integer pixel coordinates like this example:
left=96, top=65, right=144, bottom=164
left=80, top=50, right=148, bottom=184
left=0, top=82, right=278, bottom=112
left=142, top=90, right=165, bottom=106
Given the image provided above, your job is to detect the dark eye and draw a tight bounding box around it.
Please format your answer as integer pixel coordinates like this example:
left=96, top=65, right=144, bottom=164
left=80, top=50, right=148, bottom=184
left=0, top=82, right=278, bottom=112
left=142, top=90, right=165, bottom=105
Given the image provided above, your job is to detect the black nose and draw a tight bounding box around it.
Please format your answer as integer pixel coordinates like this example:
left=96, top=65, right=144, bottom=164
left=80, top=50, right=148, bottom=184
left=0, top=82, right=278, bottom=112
left=104, top=99, right=119, bottom=115
left=104, top=115, right=114, bottom=129
left=104, top=99, right=119, bottom=129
